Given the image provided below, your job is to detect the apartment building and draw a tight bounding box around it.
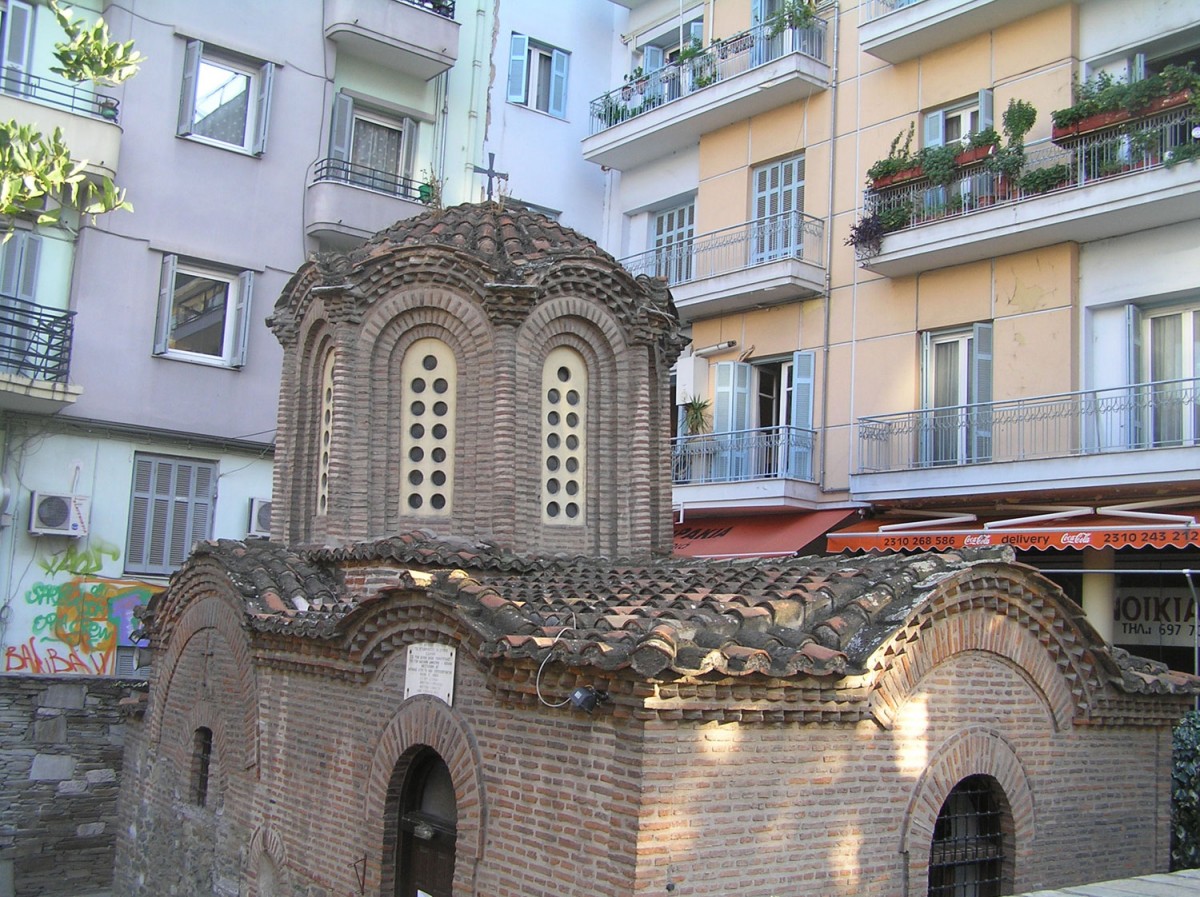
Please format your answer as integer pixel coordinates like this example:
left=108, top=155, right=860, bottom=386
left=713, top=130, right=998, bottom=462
left=0, top=0, right=623, bottom=682
left=588, top=0, right=1200, bottom=673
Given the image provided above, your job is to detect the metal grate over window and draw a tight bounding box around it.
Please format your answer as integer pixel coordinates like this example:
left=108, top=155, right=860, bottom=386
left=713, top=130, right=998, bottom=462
left=928, top=775, right=1006, bottom=897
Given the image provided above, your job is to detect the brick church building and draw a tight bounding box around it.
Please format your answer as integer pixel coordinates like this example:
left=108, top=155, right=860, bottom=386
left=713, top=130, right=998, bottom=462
left=115, top=205, right=1197, bottom=897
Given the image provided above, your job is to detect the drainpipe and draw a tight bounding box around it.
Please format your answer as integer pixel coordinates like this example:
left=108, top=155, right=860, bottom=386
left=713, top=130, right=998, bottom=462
left=819, top=0, right=840, bottom=491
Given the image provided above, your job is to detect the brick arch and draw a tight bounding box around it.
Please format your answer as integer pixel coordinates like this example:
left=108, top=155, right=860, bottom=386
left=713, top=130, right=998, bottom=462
left=867, top=564, right=1106, bottom=731
left=357, top=288, right=496, bottom=538
left=361, top=695, right=487, bottom=897
left=246, top=823, right=289, bottom=897
left=148, top=591, right=258, bottom=770
left=279, top=326, right=336, bottom=542
left=900, top=727, right=1036, bottom=896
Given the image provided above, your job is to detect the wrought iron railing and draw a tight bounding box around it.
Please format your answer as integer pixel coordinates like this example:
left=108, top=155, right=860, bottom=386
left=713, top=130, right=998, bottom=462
left=863, top=102, right=1199, bottom=248
left=856, top=378, right=1200, bottom=474
left=673, top=425, right=817, bottom=484
left=0, top=70, right=119, bottom=122
left=588, top=17, right=827, bottom=136
left=860, top=0, right=926, bottom=24
left=0, top=295, right=76, bottom=383
left=401, top=0, right=455, bottom=18
left=620, top=210, right=825, bottom=287
left=312, top=158, right=429, bottom=202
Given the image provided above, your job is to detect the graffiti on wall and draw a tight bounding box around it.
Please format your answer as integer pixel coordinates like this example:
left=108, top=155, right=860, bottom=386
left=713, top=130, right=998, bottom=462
left=3, top=541, right=163, bottom=675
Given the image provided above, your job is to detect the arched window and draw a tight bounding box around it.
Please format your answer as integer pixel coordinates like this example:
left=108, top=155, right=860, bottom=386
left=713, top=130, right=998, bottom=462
left=397, top=750, right=457, bottom=897
left=541, top=347, right=586, bottom=524
left=400, top=339, right=456, bottom=516
left=928, top=775, right=1009, bottom=897
left=191, top=727, right=213, bottom=807
left=317, top=351, right=335, bottom=516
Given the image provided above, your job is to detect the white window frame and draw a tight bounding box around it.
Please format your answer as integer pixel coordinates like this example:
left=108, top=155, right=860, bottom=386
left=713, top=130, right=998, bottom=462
left=1134, top=302, right=1200, bottom=446
left=0, top=0, right=35, bottom=97
left=328, top=91, right=418, bottom=197
left=507, top=33, right=569, bottom=119
left=712, top=352, right=815, bottom=480
left=920, top=323, right=993, bottom=465
left=653, top=200, right=694, bottom=284
left=177, top=39, right=274, bottom=155
left=125, top=453, right=218, bottom=576
left=154, top=254, right=254, bottom=369
left=924, top=89, right=993, bottom=148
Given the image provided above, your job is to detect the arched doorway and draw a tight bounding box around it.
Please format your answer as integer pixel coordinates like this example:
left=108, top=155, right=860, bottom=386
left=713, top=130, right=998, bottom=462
left=396, top=749, right=457, bottom=897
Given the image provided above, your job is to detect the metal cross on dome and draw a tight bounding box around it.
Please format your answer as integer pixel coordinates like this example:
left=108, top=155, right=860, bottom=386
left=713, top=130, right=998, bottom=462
left=472, top=152, right=509, bottom=202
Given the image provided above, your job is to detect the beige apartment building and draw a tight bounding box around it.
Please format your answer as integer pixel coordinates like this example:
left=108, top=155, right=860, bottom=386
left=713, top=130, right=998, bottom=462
left=589, top=0, right=1200, bottom=674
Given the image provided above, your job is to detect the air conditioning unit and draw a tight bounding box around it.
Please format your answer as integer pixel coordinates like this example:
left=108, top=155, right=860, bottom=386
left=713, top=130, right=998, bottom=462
left=28, top=492, right=89, bottom=537
left=247, top=497, right=272, bottom=538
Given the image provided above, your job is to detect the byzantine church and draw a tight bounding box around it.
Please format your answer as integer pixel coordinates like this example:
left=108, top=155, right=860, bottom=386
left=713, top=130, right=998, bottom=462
left=115, top=204, right=1197, bottom=897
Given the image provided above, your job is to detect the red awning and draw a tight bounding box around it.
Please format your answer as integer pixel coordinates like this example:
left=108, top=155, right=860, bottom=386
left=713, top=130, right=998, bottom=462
left=674, top=509, right=858, bottom=559
left=827, top=508, right=1200, bottom=553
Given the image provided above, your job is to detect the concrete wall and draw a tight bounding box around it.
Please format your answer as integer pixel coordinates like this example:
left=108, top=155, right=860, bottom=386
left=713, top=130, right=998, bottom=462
left=0, top=676, right=135, bottom=897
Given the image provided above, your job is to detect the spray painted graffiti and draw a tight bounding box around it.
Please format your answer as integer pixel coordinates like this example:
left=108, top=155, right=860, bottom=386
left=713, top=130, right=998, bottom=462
left=4, top=540, right=162, bottom=675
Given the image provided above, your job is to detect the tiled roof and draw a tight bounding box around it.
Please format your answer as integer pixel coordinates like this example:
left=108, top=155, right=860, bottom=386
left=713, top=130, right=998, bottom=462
left=169, top=532, right=1199, bottom=695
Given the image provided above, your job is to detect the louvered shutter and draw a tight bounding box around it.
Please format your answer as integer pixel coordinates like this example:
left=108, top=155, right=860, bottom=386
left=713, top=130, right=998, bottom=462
left=154, top=255, right=177, bottom=355
left=252, top=61, right=274, bottom=155
left=329, top=92, right=354, bottom=161
left=643, top=45, right=664, bottom=73
left=16, top=233, right=39, bottom=301
left=714, top=361, right=752, bottom=480
left=924, top=108, right=944, bottom=148
left=402, top=118, right=418, bottom=182
left=1131, top=52, right=1147, bottom=82
left=970, top=322, right=993, bottom=461
left=177, top=40, right=202, bottom=136
left=1126, top=304, right=1145, bottom=447
left=127, top=455, right=217, bottom=575
left=919, top=331, right=934, bottom=464
left=789, top=351, right=815, bottom=479
left=978, top=88, right=994, bottom=133
left=549, top=49, right=569, bottom=118
left=507, top=34, right=529, bottom=104
left=232, top=270, right=253, bottom=367
left=0, top=231, right=26, bottom=297
left=690, top=21, right=705, bottom=44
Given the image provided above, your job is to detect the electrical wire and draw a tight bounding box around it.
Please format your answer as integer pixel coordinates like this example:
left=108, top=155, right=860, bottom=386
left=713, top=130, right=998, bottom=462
left=534, top=612, right=578, bottom=708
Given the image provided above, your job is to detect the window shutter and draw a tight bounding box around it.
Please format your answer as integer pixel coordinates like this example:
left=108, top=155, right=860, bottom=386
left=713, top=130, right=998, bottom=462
left=127, top=455, right=217, bottom=575
left=1131, top=52, right=1147, bottom=82
left=0, top=231, right=25, bottom=297
left=970, top=322, right=993, bottom=461
left=154, top=254, right=178, bottom=355
left=2, top=0, right=34, bottom=95
left=177, top=40, right=202, bottom=136
left=643, top=45, right=664, bottom=73
left=690, top=21, right=705, bottom=44
left=923, top=108, right=944, bottom=148
left=918, top=331, right=934, bottom=464
left=978, top=88, right=994, bottom=133
left=751, top=0, right=766, bottom=26
left=329, top=92, right=354, bottom=161
left=232, top=270, right=253, bottom=368
left=16, top=233, right=40, bottom=302
left=1126, top=303, right=1145, bottom=447
left=789, top=350, right=815, bottom=480
left=402, top=118, right=418, bottom=182
left=507, top=34, right=529, bottom=104
left=713, top=361, right=752, bottom=432
left=126, top=456, right=155, bottom=571
left=549, top=49, right=569, bottom=119
left=252, top=61, right=274, bottom=155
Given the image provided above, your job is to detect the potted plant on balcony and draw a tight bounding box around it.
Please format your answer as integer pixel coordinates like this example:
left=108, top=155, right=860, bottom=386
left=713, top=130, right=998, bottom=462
left=845, top=202, right=912, bottom=259
left=622, top=66, right=649, bottom=100
left=1018, top=162, right=1072, bottom=195
left=1051, top=63, right=1200, bottom=142
left=768, top=0, right=817, bottom=38
left=985, top=98, right=1037, bottom=196
left=866, top=123, right=919, bottom=189
left=682, top=395, right=712, bottom=435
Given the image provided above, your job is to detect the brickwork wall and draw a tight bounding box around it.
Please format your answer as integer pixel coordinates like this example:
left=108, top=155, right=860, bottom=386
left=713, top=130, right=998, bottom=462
left=0, top=676, right=132, bottom=897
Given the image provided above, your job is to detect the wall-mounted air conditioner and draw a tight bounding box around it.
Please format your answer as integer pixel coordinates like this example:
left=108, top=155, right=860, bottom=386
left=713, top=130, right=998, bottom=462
left=247, top=497, right=272, bottom=538
left=28, top=492, right=90, bottom=537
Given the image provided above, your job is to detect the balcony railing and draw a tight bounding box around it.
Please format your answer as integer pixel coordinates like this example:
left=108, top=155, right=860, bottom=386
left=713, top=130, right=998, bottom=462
left=0, top=296, right=76, bottom=383
left=864, top=101, right=1199, bottom=246
left=401, top=0, right=455, bottom=17
left=0, top=71, right=118, bottom=123
left=312, top=158, right=430, bottom=203
left=588, top=18, right=826, bottom=136
left=673, top=425, right=816, bottom=484
left=860, top=0, right=923, bottom=23
left=621, top=210, right=825, bottom=287
left=856, top=378, right=1200, bottom=474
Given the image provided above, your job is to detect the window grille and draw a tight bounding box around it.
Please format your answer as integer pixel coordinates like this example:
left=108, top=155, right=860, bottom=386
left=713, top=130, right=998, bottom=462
left=928, top=775, right=1006, bottom=897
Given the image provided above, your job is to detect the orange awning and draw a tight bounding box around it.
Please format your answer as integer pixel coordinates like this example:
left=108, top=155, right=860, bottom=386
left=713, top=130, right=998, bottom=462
left=674, top=509, right=857, bottom=559
left=828, top=509, right=1200, bottom=553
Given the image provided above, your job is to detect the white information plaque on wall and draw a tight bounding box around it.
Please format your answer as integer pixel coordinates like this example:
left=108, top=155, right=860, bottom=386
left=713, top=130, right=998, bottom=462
left=405, top=643, right=456, bottom=705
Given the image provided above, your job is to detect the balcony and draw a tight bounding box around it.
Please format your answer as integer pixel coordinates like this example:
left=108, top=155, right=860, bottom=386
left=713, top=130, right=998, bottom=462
left=305, top=158, right=432, bottom=248
left=852, top=378, right=1200, bottom=501
left=324, top=0, right=459, bottom=81
left=673, top=425, right=821, bottom=512
left=859, top=101, right=1200, bottom=277
left=859, top=0, right=1082, bottom=65
left=0, top=73, right=121, bottom=178
left=620, top=211, right=825, bottom=324
left=0, top=296, right=81, bottom=413
left=583, top=19, right=829, bottom=170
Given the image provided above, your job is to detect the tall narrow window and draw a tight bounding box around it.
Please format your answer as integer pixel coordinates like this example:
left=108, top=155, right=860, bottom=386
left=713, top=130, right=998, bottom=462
left=751, top=155, right=805, bottom=263
left=1142, top=306, right=1200, bottom=446
left=398, top=751, right=457, bottom=897
left=653, top=202, right=694, bottom=285
left=0, top=229, right=42, bottom=377
left=920, top=324, right=992, bottom=466
left=928, top=775, right=1008, bottom=897
left=192, top=727, right=214, bottom=807
left=317, top=351, right=335, bottom=515
left=0, top=0, right=34, bottom=96
left=126, top=454, right=218, bottom=575
left=542, top=347, right=586, bottom=524
left=714, top=353, right=815, bottom=481
left=401, top=339, right=456, bottom=516
left=327, top=92, right=419, bottom=199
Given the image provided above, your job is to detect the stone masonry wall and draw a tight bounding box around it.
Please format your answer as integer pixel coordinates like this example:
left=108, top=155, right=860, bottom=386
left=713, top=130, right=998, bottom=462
left=0, top=676, right=136, bottom=897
